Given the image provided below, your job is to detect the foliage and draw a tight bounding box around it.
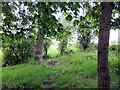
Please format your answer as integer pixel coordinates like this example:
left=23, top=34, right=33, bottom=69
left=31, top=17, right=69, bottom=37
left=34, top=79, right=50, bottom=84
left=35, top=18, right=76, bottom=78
left=0, top=49, right=3, bottom=64
left=70, top=3, right=100, bottom=51
left=109, top=44, right=120, bottom=52
left=44, top=38, right=52, bottom=57
left=58, top=39, right=68, bottom=55
left=1, top=2, right=35, bottom=65
left=3, top=40, right=34, bottom=66
left=111, top=2, right=120, bottom=29
left=1, top=2, right=119, bottom=58
left=65, top=15, right=73, bottom=21
left=1, top=2, right=77, bottom=62
left=1, top=2, right=119, bottom=49
left=109, top=44, right=120, bottom=56
left=77, top=29, right=92, bottom=51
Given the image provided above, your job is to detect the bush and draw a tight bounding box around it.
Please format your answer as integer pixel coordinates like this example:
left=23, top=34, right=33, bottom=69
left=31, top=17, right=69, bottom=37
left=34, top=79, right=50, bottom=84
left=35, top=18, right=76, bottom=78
left=58, top=39, right=68, bottom=55
left=109, top=44, right=120, bottom=52
left=108, top=44, right=120, bottom=56
left=3, top=40, right=34, bottom=66
left=87, top=43, right=98, bottom=51
left=76, top=42, right=97, bottom=51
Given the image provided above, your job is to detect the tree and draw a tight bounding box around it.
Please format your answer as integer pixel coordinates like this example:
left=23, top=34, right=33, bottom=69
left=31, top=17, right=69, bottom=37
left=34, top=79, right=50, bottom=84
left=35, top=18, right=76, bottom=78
left=98, top=2, right=113, bottom=89
left=30, top=2, right=81, bottom=61
left=72, top=2, right=100, bottom=51
left=57, top=14, right=73, bottom=55
left=78, top=28, right=92, bottom=51
left=34, top=27, right=44, bottom=61
left=27, top=2, right=60, bottom=62
left=1, top=2, right=80, bottom=62
left=1, top=2, right=34, bottom=65
left=44, top=38, right=52, bottom=58
left=59, top=39, right=68, bottom=55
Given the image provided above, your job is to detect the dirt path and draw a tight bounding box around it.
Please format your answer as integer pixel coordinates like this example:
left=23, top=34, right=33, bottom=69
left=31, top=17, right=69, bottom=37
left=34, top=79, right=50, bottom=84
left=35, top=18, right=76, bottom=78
left=42, top=73, right=56, bottom=88
left=42, top=60, right=57, bottom=88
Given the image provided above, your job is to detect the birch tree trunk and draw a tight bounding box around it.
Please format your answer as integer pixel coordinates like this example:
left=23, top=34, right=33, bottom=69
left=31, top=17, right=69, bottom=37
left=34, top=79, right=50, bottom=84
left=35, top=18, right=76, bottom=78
left=98, top=2, right=113, bottom=89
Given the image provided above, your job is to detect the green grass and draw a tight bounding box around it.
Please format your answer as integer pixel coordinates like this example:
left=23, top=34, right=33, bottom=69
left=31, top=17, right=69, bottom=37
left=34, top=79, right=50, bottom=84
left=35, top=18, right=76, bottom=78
left=0, top=49, right=3, bottom=90
left=50, top=50, right=98, bottom=88
left=0, top=49, right=3, bottom=64
left=2, top=63, right=55, bottom=89
left=1, top=47, right=119, bottom=88
left=48, top=44, right=78, bottom=57
left=48, top=47, right=59, bottom=57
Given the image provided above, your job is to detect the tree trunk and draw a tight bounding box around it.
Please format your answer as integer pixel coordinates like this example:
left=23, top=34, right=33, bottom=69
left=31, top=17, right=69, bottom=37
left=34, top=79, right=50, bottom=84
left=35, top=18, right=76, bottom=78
left=60, top=39, right=67, bottom=55
left=44, top=47, right=48, bottom=57
left=34, top=28, right=44, bottom=62
left=98, top=2, right=113, bottom=89
left=45, top=48, right=48, bottom=56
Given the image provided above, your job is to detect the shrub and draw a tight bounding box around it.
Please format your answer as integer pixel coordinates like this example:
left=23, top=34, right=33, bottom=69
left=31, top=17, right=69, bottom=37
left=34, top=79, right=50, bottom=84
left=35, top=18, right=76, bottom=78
left=3, top=40, right=34, bottom=66
left=87, top=43, right=98, bottom=51
left=109, top=44, right=120, bottom=52
left=109, top=44, right=117, bottom=51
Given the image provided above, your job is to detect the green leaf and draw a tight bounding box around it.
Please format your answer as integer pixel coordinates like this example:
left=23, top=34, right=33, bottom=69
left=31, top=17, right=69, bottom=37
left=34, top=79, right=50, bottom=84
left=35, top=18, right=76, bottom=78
left=65, top=15, right=73, bottom=21
left=93, top=30, right=99, bottom=36
left=73, top=20, right=79, bottom=26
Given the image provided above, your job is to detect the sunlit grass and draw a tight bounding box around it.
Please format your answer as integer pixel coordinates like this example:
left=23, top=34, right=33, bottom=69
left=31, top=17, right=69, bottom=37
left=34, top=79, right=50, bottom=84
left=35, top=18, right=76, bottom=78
left=48, top=47, right=59, bottom=57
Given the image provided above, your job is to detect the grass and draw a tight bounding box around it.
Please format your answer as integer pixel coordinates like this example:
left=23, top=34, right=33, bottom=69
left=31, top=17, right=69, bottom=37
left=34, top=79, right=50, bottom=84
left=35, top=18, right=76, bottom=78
left=50, top=50, right=98, bottom=88
left=2, top=63, right=54, bottom=89
left=0, top=49, right=2, bottom=89
left=48, top=47, right=59, bottom=57
left=0, top=49, right=3, bottom=64
left=1, top=46, right=119, bottom=89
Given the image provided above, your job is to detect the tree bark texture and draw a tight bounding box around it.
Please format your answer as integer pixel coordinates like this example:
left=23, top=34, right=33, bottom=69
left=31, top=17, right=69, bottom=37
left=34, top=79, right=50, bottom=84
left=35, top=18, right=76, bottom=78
left=34, top=29, right=44, bottom=62
left=98, top=2, right=113, bottom=89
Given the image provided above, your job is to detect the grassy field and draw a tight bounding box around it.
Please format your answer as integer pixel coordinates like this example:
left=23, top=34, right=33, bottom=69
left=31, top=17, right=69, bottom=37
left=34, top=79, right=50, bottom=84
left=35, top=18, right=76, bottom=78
left=1, top=46, right=119, bottom=89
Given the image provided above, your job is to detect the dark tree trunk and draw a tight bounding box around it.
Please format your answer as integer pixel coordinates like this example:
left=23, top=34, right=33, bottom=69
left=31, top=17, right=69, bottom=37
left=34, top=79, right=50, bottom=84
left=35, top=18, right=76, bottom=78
left=45, top=49, right=48, bottom=56
left=98, top=2, right=113, bottom=89
left=60, top=39, right=67, bottom=55
left=82, top=42, right=88, bottom=51
left=60, top=43, right=64, bottom=55
left=34, top=29, right=44, bottom=62
left=44, top=47, right=48, bottom=57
